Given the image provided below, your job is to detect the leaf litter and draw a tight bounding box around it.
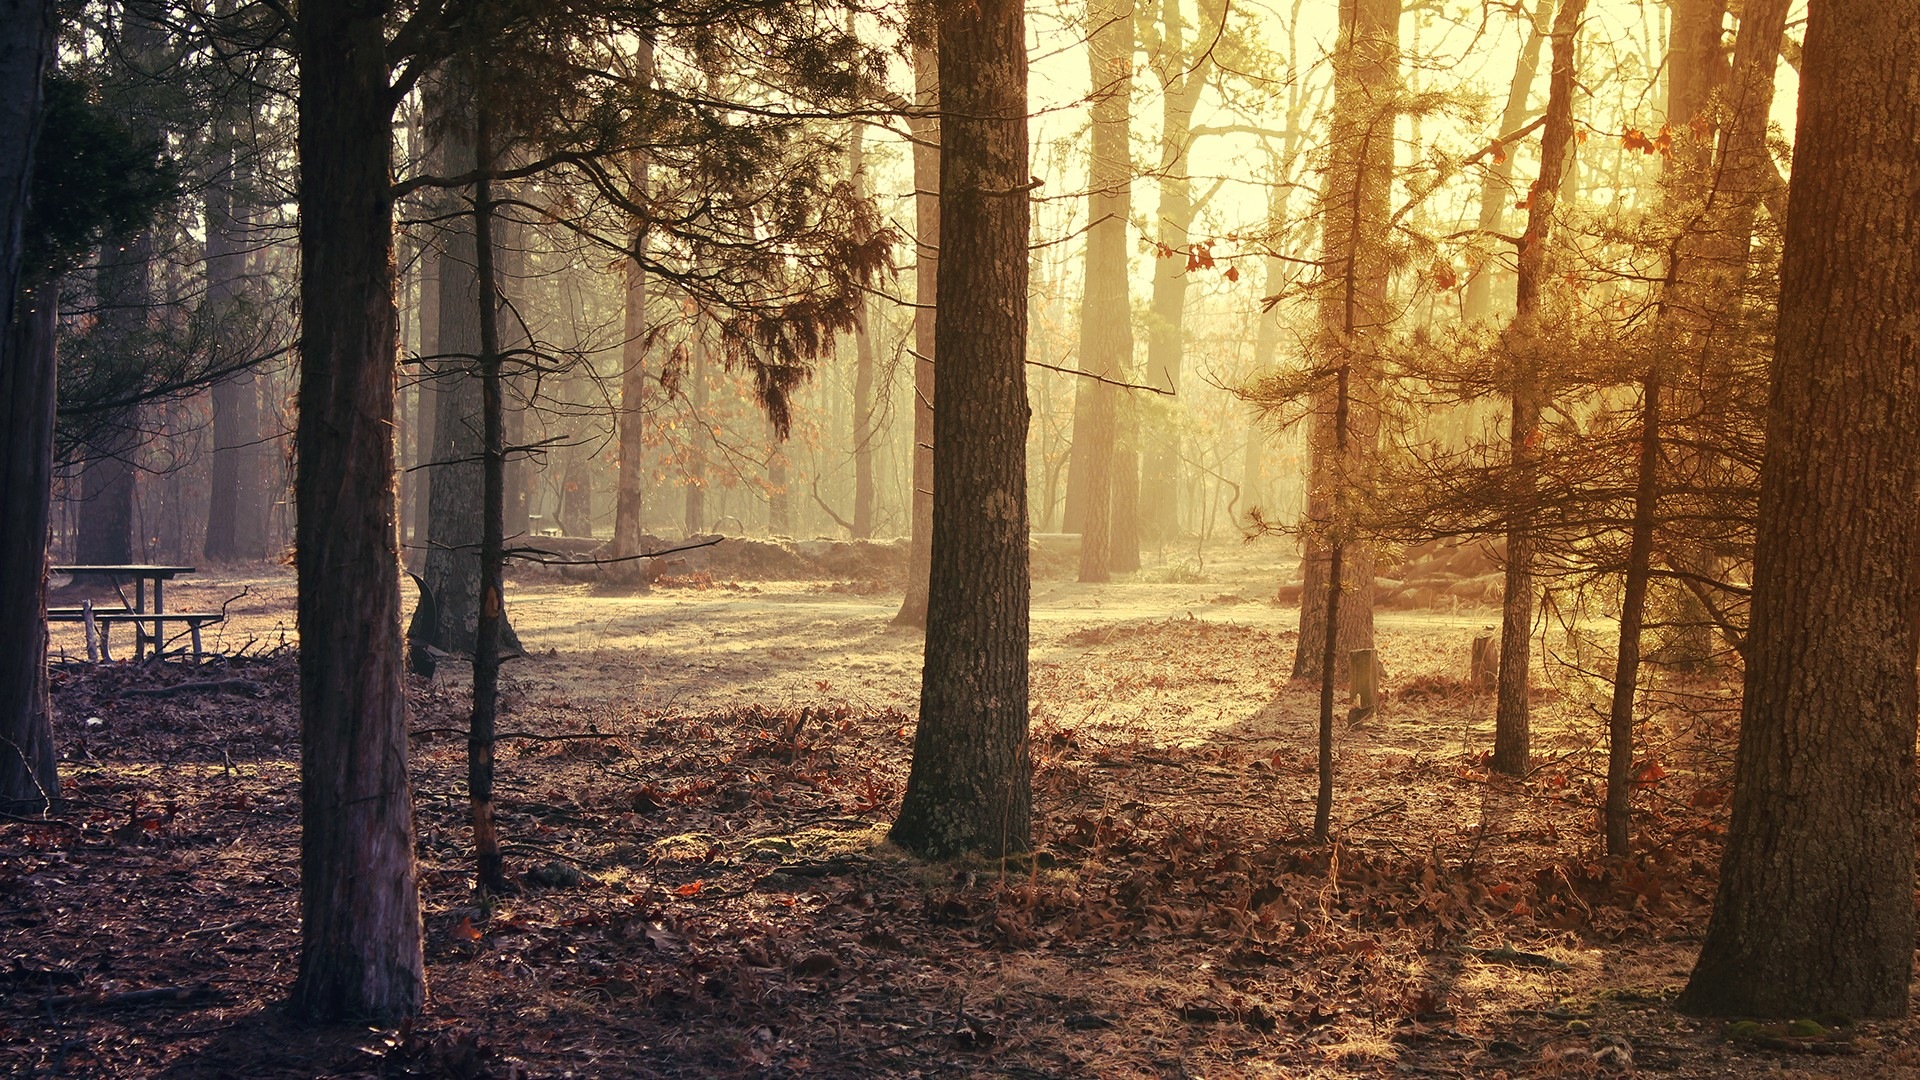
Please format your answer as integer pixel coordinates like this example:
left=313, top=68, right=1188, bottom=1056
left=4, top=555, right=1918, bottom=1078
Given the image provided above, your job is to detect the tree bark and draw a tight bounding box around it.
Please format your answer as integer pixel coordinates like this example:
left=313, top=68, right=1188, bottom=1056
left=1679, top=0, right=1920, bottom=1020
left=895, top=41, right=938, bottom=628
left=1073, top=0, right=1133, bottom=583
left=290, top=0, right=426, bottom=1021
left=0, top=287, right=59, bottom=812
left=1293, top=0, right=1396, bottom=682
left=0, top=0, right=56, bottom=814
left=891, top=0, right=1032, bottom=859
left=1491, top=0, right=1583, bottom=777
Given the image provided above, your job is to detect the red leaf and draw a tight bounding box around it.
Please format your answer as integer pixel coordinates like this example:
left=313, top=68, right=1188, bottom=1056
left=1224, top=265, right=1240, bottom=283
left=675, top=880, right=705, bottom=897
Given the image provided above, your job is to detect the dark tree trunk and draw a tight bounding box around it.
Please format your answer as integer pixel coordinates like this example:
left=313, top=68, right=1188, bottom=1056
left=0, top=0, right=56, bottom=813
left=896, top=41, right=938, bottom=627
left=1073, top=0, right=1132, bottom=583
left=1, top=288, right=59, bottom=812
left=467, top=109, right=507, bottom=893
left=290, top=0, right=425, bottom=1021
left=891, top=0, right=1032, bottom=859
left=1491, top=0, right=1582, bottom=776
left=1679, top=0, right=1920, bottom=1020
left=1605, top=369, right=1659, bottom=853
left=1293, top=0, right=1396, bottom=682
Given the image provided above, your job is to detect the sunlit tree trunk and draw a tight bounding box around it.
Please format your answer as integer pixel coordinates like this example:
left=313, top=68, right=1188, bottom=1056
left=1462, top=0, right=1553, bottom=322
left=1072, top=0, right=1133, bottom=583
left=1680, top=0, right=1920, bottom=1018
left=613, top=40, right=656, bottom=579
left=891, top=0, right=1032, bottom=859
left=896, top=41, right=938, bottom=627
left=1293, top=0, right=1396, bottom=683
left=290, top=0, right=425, bottom=1020
left=1491, top=0, right=1583, bottom=777
left=848, top=119, right=876, bottom=540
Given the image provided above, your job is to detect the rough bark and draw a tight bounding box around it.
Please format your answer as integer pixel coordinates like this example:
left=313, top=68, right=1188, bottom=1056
left=895, top=42, right=938, bottom=627
left=1491, top=0, right=1582, bottom=777
left=890, top=0, right=1032, bottom=860
left=1073, top=0, right=1133, bottom=583
left=290, top=0, right=425, bottom=1021
left=1679, top=0, right=1920, bottom=1019
left=0, top=0, right=55, bottom=814
left=1293, top=0, right=1396, bottom=682
left=0, top=288, right=59, bottom=813
left=80, top=221, right=149, bottom=566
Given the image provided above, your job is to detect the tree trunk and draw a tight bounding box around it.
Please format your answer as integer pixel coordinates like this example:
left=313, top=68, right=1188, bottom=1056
left=0, top=0, right=56, bottom=813
left=1462, top=0, right=1553, bottom=322
left=1491, top=0, right=1583, bottom=777
left=421, top=71, right=523, bottom=652
left=81, top=221, right=150, bottom=566
left=1293, top=0, right=1396, bottom=682
left=849, top=119, right=876, bottom=540
left=683, top=325, right=707, bottom=536
left=290, top=0, right=426, bottom=1020
left=0, top=286, right=59, bottom=812
left=612, top=40, right=655, bottom=578
left=891, top=0, right=1032, bottom=859
left=1073, top=0, right=1133, bottom=583
left=895, top=42, right=938, bottom=627
left=1137, top=0, right=1224, bottom=544
left=203, top=117, right=266, bottom=562
left=467, top=108, right=507, bottom=893
left=1679, top=0, right=1920, bottom=1019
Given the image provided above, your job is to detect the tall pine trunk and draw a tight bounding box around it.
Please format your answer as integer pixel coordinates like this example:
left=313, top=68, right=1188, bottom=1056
left=612, top=40, right=656, bottom=578
left=891, top=0, right=1032, bottom=859
left=290, top=0, right=425, bottom=1020
left=1679, top=0, right=1920, bottom=1019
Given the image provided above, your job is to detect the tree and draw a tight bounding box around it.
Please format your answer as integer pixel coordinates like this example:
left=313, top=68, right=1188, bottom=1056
left=890, top=0, right=1032, bottom=860
left=4, top=57, right=173, bottom=813
left=289, top=0, right=426, bottom=1020
left=0, top=0, right=56, bottom=815
left=612, top=40, right=655, bottom=574
left=1292, top=0, right=1396, bottom=683
left=1679, top=0, right=1920, bottom=1020
left=1072, top=0, right=1133, bottom=584
left=895, top=36, right=938, bottom=628
left=1490, top=0, right=1583, bottom=777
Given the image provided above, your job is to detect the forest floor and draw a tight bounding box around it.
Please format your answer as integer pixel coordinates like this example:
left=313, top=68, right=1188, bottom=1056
left=4, top=541, right=1917, bottom=1078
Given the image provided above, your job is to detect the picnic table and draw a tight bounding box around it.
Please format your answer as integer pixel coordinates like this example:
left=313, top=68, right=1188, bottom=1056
left=48, top=565, right=224, bottom=662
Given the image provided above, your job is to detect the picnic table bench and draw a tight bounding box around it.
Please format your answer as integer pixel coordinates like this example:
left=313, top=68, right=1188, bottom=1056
left=47, top=565, right=225, bottom=662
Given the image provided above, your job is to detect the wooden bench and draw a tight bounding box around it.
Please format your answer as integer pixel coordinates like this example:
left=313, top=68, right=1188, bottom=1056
left=49, top=604, right=224, bottom=662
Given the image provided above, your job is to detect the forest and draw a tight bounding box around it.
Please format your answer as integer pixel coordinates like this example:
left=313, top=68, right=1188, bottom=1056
left=1, top=0, right=1917, bottom=1075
